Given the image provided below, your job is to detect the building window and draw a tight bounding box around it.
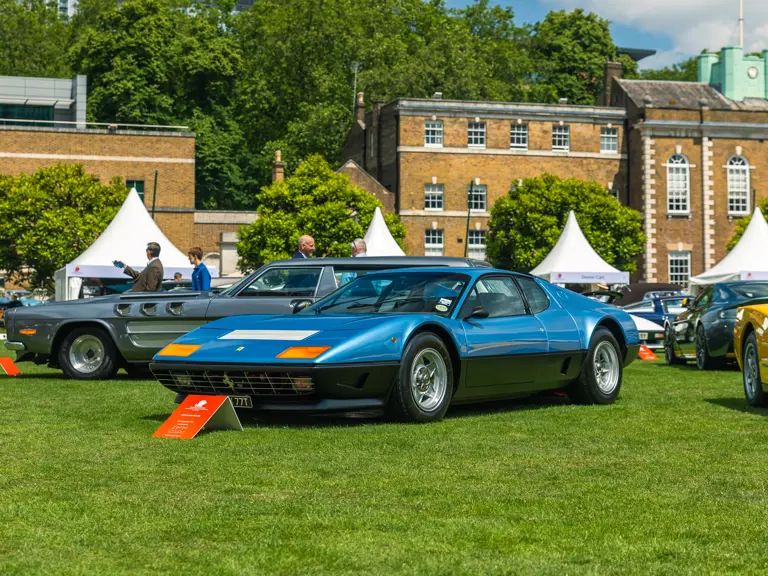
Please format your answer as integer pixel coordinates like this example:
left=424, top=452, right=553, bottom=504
left=727, top=155, right=750, bottom=215
left=600, top=127, right=619, bottom=153
left=468, top=122, right=486, bottom=148
left=126, top=180, right=145, bottom=201
left=424, top=121, right=443, bottom=147
left=667, top=154, right=690, bottom=214
left=609, top=188, right=620, bottom=201
left=369, top=131, right=374, bottom=158
left=469, top=184, right=487, bottom=212
left=669, top=251, right=691, bottom=289
left=425, top=229, right=444, bottom=256
left=510, top=123, right=528, bottom=150
left=424, top=184, right=444, bottom=211
left=552, top=124, right=570, bottom=152
left=468, top=230, right=487, bottom=261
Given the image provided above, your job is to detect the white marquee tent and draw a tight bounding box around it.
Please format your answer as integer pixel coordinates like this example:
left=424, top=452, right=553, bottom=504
left=54, top=188, right=218, bottom=300
left=690, top=206, right=768, bottom=286
left=530, top=210, right=629, bottom=284
left=363, top=207, right=405, bottom=256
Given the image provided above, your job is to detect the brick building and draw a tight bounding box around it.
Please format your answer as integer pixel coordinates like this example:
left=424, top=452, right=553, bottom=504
left=342, top=46, right=768, bottom=288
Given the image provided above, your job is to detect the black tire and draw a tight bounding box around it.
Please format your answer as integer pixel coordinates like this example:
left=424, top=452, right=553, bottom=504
left=664, top=325, right=686, bottom=365
left=743, top=332, right=768, bottom=407
left=58, top=326, right=119, bottom=380
left=386, top=332, right=453, bottom=423
left=695, top=324, right=723, bottom=370
left=124, top=363, right=153, bottom=379
left=567, top=327, right=623, bottom=405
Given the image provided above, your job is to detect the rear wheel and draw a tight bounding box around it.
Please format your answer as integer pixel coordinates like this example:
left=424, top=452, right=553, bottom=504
left=695, top=324, right=723, bottom=370
left=567, top=327, right=623, bottom=405
left=58, top=327, right=118, bottom=380
left=743, top=332, right=768, bottom=407
left=386, top=332, right=453, bottom=423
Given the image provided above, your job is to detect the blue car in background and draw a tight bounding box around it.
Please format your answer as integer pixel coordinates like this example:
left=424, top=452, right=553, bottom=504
left=150, top=268, right=640, bottom=423
left=622, top=296, right=688, bottom=326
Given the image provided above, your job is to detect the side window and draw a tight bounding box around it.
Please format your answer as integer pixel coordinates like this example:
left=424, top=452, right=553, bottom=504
left=515, top=277, right=550, bottom=314
left=239, top=267, right=321, bottom=297
left=693, top=288, right=712, bottom=308
left=334, top=267, right=373, bottom=288
left=460, top=277, right=527, bottom=318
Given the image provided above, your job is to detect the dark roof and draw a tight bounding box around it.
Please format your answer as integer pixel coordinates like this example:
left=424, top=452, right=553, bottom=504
left=265, top=257, right=492, bottom=268
left=616, top=79, right=768, bottom=111
left=617, top=47, right=657, bottom=62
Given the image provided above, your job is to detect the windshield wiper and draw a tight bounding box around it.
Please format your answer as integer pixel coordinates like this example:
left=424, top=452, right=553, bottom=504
left=315, top=296, right=377, bottom=314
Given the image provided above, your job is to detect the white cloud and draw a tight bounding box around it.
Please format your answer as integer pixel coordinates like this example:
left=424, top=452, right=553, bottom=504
left=541, top=0, right=768, bottom=68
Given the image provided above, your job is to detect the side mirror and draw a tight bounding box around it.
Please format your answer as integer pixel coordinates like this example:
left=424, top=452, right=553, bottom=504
left=681, top=297, right=690, bottom=308
left=292, top=300, right=312, bottom=314
left=464, top=306, right=489, bottom=320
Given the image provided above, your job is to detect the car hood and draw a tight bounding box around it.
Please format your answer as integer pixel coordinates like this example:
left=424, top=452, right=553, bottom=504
left=204, top=313, right=395, bottom=333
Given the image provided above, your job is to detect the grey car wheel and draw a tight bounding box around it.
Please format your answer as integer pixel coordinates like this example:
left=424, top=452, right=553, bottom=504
left=743, top=333, right=768, bottom=407
left=567, top=327, right=623, bottom=405
left=58, top=326, right=118, bottom=380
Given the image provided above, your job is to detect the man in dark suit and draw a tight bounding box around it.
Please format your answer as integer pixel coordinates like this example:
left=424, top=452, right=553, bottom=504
left=114, top=242, right=164, bottom=292
left=292, top=235, right=315, bottom=259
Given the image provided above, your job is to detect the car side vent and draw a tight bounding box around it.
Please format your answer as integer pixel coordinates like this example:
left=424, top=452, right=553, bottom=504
left=560, top=356, right=571, bottom=376
left=167, top=302, right=184, bottom=316
left=115, top=303, right=132, bottom=317
left=140, top=303, right=158, bottom=316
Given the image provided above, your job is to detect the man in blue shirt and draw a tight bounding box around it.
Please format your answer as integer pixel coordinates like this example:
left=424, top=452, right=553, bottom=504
left=187, top=247, right=211, bottom=291
left=339, top=238, right=367, bottom=286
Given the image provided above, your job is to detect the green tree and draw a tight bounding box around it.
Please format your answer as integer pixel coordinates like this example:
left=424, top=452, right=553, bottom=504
left=487, top=173, right=645, bottom=274
left=0, top=0, right=71, bottom=78
left=641, top=56, right=698, bottom=82
left=0, top=164, right=127, bottom=290
left=236, top=155, right=406, bottom=272
left=726, top=199, right=765, bottom=251
left=530, top=9, right=631, bottom=104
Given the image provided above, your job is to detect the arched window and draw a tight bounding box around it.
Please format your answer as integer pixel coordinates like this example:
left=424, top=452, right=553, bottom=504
left=727, top=155, right=750, bottom=215
left=667, top=154, right=690, bottom=214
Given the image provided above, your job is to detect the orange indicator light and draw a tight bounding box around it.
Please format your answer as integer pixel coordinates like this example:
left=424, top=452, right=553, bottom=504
left=276, top=346, right=331, bottom=359
left=157, top=344, right=201, bottom=357
left=20, top=329, right=37, bottom=335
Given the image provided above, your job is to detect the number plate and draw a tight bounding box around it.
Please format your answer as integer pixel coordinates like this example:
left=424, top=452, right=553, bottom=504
left=639, top=332, right=648, bottom=340
left=230, top=396, right=253, bottom=409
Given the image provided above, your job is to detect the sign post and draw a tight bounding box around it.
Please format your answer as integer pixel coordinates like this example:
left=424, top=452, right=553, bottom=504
left=153, top=395, right=243, bottom=439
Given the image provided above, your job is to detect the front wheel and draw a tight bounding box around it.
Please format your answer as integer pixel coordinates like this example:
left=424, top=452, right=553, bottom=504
left=567, top=327, right=623, bottom=405
left=695, top=324, right=722, bottom=370
left=664, top=326, right=686, bottom=365
left=743, top=332, right=768, bottom=407
left=386, top=332, right=453, bottom=423
left=58, top=327, right=119, bottom=380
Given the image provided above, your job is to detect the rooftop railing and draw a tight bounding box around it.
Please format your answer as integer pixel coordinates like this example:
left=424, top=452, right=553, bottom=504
left=0, top=117, right=190, bottom=132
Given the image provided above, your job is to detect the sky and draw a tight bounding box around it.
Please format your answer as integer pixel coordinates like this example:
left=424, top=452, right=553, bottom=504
left=444, top=0, right=768, bottom=70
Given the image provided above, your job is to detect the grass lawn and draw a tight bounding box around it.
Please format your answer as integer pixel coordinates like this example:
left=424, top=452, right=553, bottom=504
left=1, top=355, right=767, bottom=575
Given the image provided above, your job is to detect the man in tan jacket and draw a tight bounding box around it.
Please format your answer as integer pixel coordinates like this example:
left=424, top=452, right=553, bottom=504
left=114, top=242, right=164, bottom=292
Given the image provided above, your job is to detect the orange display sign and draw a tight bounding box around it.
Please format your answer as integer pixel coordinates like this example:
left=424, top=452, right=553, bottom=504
left=153, top=395, right=243, bottom=439
left=0, top=357, right=21, bottom=376
left=638, top=345, right=658, bottom=361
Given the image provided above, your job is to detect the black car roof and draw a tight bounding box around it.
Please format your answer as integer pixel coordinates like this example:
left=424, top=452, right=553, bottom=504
left=263, top=257, right=492, bottom=268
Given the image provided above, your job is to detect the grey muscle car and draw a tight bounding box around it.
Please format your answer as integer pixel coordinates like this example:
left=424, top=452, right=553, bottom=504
left=4, top=257, right=490, bottom=379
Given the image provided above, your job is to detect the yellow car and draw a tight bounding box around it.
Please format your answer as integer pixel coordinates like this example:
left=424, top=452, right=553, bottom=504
left=734, top=304, right=768, bottom=407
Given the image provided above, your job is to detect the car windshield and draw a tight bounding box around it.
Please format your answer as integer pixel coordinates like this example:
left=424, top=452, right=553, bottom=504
left=728, top=283, right=768, bottom=299
left=304, top=271, right=470, bottom=316
left=661, top=298, right=686, bottom=313
left=217, top=274, right=254, bottom=296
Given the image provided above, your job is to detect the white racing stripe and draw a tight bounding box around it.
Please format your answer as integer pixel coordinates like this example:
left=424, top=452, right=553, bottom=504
left=219, top=330, right=318, bottom=341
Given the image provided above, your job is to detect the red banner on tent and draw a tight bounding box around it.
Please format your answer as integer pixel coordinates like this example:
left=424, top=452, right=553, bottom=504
left=153, top=395, right=242, bottom=439
left=638, top=345, right=658, bottom=361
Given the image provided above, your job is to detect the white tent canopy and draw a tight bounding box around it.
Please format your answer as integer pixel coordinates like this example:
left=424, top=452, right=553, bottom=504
left=363, top=207, right=405, bottom=256
left=690, top=206, right=768, bottom=285
left=55, top=188, right=218, bottom=299
left=530, top=211, right=629, bottom=284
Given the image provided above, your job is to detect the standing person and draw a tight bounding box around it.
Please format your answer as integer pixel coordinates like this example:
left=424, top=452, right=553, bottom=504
left=113, top=242, right=164, bottom=292
left=187, top=247, right=211, bottom=291
left=292, top=235, right=315, bottom=259
left=340, top=238, right=368, bottom=286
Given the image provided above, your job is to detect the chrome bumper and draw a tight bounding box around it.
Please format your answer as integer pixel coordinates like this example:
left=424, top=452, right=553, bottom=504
left=5, top=341, right=26, bottom=351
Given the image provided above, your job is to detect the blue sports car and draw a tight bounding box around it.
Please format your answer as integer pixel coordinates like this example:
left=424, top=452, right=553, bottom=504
left=150, top=268, right=640, bottom=423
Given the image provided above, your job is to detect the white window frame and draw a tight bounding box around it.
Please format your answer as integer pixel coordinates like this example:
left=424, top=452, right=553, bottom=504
left=727, top=155, right=750, bottom=216
left=469, top=184, right=487, bottom=212
left=468, top=122, right=486, bottom=149
left=424, top=183, right=444, bottom=211
left=468, top=230, right=487, bottom=261
left=425, top=229, right=444, bottom=257
left=424, top=121, right=443, bottom=148
left=668, top=251, right=691, bottom=289
left=600, top=127, right=619, bottom=154
left=552, top=124, right=570, bottom=152
left=666, top=154, right=690, bottom=214
left=510, top=123, right=528, bottom=151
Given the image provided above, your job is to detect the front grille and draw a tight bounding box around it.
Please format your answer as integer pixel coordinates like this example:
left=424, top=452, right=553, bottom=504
left=152, top=369, right=315, bottom=396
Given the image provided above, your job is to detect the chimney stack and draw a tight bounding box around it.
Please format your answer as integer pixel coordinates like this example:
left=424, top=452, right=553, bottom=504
left=355, top=92, right=365, bottom=125
left=272, top=149, right=285, bottom=183
left=601, top=61, right=623, bottom=106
